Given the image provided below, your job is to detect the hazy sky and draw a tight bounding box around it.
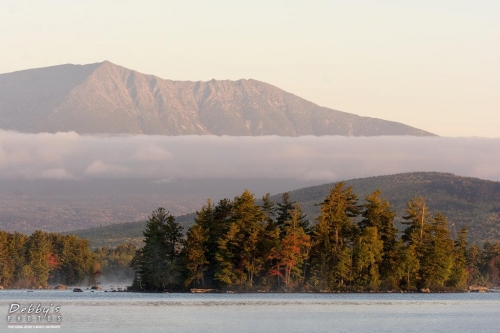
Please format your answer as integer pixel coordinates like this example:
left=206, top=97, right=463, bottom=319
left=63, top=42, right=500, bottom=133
left=1, top=1, right=499, bottom=137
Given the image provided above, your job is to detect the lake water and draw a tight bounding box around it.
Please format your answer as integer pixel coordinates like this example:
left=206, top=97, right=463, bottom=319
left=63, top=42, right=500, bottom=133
left=1, top=291, right=499, bottom=332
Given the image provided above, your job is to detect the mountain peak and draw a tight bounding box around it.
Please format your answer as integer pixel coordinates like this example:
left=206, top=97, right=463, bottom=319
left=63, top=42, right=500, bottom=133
left=0, top=62, right=436, bottom=136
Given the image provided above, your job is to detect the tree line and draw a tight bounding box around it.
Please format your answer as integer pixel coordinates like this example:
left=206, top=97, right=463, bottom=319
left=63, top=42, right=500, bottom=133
left=131, top=184, right=500, bottom=292
left=0, top=231, right=135, bottom=289
left=0, top=232, right=95, bottom=288
left=1, top=183, right=499, bottom=291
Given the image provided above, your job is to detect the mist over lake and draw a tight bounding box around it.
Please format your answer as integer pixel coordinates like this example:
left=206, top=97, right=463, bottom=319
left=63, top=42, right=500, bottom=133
left=2, top=291, right=499, bottom=333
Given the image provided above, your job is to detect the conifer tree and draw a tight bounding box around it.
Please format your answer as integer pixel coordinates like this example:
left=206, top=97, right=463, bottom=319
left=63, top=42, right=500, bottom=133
left=269, top=204, right=311, bottom=289
left=360, top=190, right=398, bottom=287
left=215, top=190, right=266, bottom=288
left=196, top=199, right=233, bottom=287
left=276, top=193, right=310, bottom=234
left=308, top=183, right=360, bottom=290
left=419, top=212, right=454, bottom=288
left=402, top=196, right=431, bottom=246
left=184, top=224, right=208, bottom=287
left=353, top=226, right=383, bottom=290
left=133, top=208, right=183, bottom=291
left=447, top=227, right=469, bottom=289
left=395, top=238, right=420, bottom=290
left=0, top=231, right=14, bottom=287
left=26, top=230, right=52, bottom=288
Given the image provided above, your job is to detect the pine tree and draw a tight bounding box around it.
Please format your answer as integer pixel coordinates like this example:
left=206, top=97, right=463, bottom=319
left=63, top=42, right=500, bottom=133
left=183, top=224, right=208, bottom=287
left=0, top=231, right=14, bottom=287
left=7, top=232, right=29, bottom=288
left=215, top=190, right=266, bottom=288
left=308, top=183, right=360, bottom=291
left=447, top=227, right=469, bottom=289
left=26, top=230, right=52, bottom=288
left=419, top=212, right=454, bottom=289
left=276, top=193, right=310, bottom=234
left=268, top=204, right=311, bottom=290
left=133, top=208, right=183, bottom=291
left=359, top=190, right=398, bottom=288
left=395, top=238, right=420, bottom=290
left=353, top=226, right=383, bottom=290
left=402, top=196, right=431, bottom=246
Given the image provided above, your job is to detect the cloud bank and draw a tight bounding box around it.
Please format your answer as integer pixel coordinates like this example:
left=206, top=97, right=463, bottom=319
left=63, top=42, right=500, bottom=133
left=0, top=131, right=499, bottom=182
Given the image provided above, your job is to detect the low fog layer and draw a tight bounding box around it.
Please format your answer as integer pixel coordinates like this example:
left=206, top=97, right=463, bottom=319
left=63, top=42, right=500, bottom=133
left=0, top=131, right=499, bottom=182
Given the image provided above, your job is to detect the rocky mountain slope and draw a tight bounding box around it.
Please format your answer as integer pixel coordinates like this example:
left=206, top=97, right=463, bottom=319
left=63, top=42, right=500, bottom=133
left=0, top=61, right=435, bottom=136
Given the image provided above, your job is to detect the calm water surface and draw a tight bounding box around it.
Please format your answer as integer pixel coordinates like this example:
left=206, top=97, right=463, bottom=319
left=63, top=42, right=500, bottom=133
left=1, top=291, right=499, bottom=332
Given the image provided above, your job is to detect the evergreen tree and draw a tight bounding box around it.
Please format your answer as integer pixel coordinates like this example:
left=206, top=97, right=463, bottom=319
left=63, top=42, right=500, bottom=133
left=0, top=231, right=14, bottom=287
left=132, top=208, right=183, bottom=291
left=308, top=183, right=360, bottom=291
left=466, top=245, right=484, bottom=286
left=402, top=196, right=431, bottom=246
left=183, top=224, right=208, bottom=287
left=7, top=232, right=29, bottom=288
left=447, top=227, right=469, bottom=289
left=482, top=242, right=500, bottom=286
left=419, top=212, right=454, bottom=289
left=353, top=226, right=383, bottom=290
left=359, top=190, right=398, bottom=287
left=276, top=193, right=310, bottom=234
left=215, top=190, right=266, bottom=288
left=261, top=193, right=277, bottom=227
left=26, top=230, right=52, bottom=288
left=269, top=204, right=311, bottom=290
left=395, top=238, right=420, bottom=290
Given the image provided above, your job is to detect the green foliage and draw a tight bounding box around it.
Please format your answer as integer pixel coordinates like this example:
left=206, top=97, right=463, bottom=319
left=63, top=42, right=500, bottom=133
left=9, top=174, right=500, bottom=292
left=308, top=183, right=359, bottom=291
left=183, top=224, right=208, bottom=287
left=418, top=212, right=455, bottom=289
left=268, top=204, right=311, bottom=290
left=360, top=190, right=398, bottom=288
left=353, top=227, right=383, bottom=290
left=0, top=231, right=96, bottom=288
left=131, top=208, right=184, bottom=291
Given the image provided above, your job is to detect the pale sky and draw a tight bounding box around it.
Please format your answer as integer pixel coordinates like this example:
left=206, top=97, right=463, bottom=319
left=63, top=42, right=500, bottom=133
left=1, top=0, right=499, bottom=137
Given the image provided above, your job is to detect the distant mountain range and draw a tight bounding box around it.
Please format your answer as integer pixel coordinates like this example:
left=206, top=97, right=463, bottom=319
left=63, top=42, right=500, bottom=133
left=65, top=172, right=500, bottom=247
left=0, top=61, right=434, bottom=136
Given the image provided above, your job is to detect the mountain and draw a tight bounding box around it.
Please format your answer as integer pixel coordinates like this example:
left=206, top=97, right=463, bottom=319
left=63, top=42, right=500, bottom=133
left=0, top=61, right=435, bottom=136
left=65, top=172, right=500, bottom=247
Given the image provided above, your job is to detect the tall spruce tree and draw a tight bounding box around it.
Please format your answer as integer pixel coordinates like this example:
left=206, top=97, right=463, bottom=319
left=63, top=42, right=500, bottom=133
left=215, top=190, right=266, bottom=288
left=447, top=227, right=469, bottom=289
left=418, top=212, right=454, bottom=289
left=183, top=224, right=208, bottom=287
left=360, top=190, right=398, bottom=288
left=308, top=183, right=360, bottom=291
left=276, top=193, right=310, bottom=234
left=269, top=204, right=311, bottom=290
left=132, top=208, right=183, bottom=291
left=353, top=226, right=383, bottom=290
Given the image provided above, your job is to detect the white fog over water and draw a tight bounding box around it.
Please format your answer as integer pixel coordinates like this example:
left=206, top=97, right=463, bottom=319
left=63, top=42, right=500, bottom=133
left=1, top=291, right=499, bottom=333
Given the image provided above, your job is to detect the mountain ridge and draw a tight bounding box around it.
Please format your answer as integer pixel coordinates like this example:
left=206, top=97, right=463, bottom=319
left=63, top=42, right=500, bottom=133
left=0, top=61, right=435, bottom=136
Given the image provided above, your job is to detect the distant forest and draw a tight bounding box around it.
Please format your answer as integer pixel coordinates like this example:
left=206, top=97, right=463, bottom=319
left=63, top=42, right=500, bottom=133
left=1, top=183, right=499, bottom=291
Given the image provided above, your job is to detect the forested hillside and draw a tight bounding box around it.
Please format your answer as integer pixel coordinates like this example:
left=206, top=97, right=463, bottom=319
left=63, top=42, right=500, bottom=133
left=67, top=172, right=500, bottom=246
